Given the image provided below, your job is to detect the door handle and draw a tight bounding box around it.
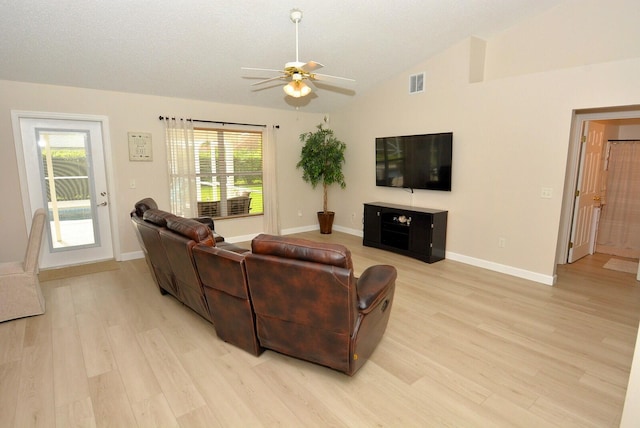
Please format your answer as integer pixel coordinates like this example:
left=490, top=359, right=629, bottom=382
left=593, top=196, right=601, bottom=201
left=97, top=201, right=108, bottom=207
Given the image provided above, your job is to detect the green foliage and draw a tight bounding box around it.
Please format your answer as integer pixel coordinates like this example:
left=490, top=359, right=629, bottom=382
left=234, top=148, right=263, bottom=185
left=198, top=147, right=262, bottom=185
left=296, top=124, right=346, bottom=212
left=41, top=148, right=90, bottom=201
left=41, top=148, right=86, bottom=160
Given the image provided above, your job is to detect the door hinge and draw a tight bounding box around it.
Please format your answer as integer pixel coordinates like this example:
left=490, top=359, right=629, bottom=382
left=569, top=242, right=574, bottom=249
left=582, top=135, right=587, bottom=143
left=575, top=189, right=580, bottom=197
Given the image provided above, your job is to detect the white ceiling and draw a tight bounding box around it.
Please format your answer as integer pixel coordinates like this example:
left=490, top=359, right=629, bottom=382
left=0, top=0, right=564, bottom=113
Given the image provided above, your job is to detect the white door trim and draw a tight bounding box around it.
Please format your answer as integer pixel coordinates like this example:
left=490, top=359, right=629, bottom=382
left=558, top=106, right=640, bottom=265
left=11, top=110, right=121, bottom=264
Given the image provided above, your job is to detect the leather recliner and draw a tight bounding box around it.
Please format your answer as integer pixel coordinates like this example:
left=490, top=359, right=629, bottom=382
left=245, top=234, right=397, bottom=375
left=159, top=216, right=216, bottom=321
left=130, top=197, right=230, bottom=295
left=132, top=205, right=178, bottom=296
left=192, top=245, right=263, bottom=356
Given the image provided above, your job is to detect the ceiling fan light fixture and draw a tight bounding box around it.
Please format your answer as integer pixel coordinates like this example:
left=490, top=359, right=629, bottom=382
left=284, top=80, right=311, bottom=98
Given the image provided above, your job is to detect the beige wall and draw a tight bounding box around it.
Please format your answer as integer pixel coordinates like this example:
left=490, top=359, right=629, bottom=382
left=484, top=0, right=640, bottom=80
left=0, top=81, right=323, bottom=262
left=618, top=123, right=640, bottom=139
left=329, top=0, right=640, bottom=283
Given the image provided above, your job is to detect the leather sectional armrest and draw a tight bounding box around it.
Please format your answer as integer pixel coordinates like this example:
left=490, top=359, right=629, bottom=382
left=356, top=265, right=397, bottom=313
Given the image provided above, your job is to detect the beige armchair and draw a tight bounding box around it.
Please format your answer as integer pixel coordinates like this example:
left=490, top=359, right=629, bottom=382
left=0, top=208, right=46, bottom=322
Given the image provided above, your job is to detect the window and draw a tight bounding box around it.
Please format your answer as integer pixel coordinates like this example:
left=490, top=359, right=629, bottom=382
left=192, top=127, right=263, bottom=218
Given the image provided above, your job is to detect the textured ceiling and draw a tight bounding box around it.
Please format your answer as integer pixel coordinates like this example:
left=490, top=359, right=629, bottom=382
left=0, top=0, right=563, bottom=113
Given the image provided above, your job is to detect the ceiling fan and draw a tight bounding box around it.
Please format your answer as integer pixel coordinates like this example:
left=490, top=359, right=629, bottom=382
left=241, top=9, right=355, bottom=98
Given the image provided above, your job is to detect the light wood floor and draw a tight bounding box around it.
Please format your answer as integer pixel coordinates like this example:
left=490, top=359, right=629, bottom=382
left=2, top=231, right=639, bottom=427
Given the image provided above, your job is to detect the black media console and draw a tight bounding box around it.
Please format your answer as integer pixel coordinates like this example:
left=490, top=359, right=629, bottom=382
left=363, top=202, right=448, bottom=263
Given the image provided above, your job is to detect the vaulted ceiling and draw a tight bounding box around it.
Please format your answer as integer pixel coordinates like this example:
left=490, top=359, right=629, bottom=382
left=0, top=0, right=564, bottom=113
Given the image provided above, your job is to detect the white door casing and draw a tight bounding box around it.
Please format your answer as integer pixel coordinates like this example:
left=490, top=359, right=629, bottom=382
left=568, top=121, right=604, bottom=263
left=12, top=111, right=118, bottom=269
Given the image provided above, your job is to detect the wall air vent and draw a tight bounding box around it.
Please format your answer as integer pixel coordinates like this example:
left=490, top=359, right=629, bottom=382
left=409, top=72, right=424, bottom=94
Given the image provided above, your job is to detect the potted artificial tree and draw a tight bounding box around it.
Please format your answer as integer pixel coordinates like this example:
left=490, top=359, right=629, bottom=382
left=296, top=124, right=347, bottom=234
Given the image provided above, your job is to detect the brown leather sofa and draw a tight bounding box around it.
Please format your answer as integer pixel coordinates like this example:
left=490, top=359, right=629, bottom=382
left=130, top=199, right=397, bottom=372
left=245, top=234, right=397, bottom=375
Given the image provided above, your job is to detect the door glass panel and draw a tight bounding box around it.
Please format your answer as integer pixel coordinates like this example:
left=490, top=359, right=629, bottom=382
left=36, top=128, right=99, bottom=251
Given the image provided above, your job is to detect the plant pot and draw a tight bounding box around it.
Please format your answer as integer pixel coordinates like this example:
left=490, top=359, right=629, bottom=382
left=317, top=211, right=335, bottom=234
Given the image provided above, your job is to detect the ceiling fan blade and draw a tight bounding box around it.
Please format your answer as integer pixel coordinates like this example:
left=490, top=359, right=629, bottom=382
left=241, top=67, right=283, bottom=74
left=250, top=75, right=287, bottom=86
left=300, top=61, right=324, bottom=72
left=313, top=72, right=356, bottom=82
left=311, top=80, right=357, bottom=96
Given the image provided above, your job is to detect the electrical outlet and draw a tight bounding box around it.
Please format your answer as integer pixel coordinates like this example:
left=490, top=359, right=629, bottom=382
left=540, top=187, right=553, bottom=199
left=297, top=210, right=302, bottom=217
left=498, top=237, right=506, bottom=248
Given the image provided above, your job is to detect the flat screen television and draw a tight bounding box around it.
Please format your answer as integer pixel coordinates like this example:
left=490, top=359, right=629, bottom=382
left=376, top=132, right=452, bottom=191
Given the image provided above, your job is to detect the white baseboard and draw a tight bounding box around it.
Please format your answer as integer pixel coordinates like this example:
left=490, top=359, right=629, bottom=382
left=281, top=225, right=319, bottom=235
left=332, top=225, right=363, bottom=237
left=335, top=225, right=555, bottom=286
left=120, top=250, right=144, bottom=261
left=122, top=224, right=556, bottom=286
left=225, top=233, right=262, bottom=244
left=280, top=224, right=363, bottom=237
left=445, top=251, right=556, bottom=286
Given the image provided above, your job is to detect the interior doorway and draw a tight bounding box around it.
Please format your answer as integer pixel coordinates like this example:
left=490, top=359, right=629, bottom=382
left=559, top=105, right=640, bottom=270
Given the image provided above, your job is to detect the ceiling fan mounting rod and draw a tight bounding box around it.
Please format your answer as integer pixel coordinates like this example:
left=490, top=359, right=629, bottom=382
left=290, top=8, right=302, bottom=63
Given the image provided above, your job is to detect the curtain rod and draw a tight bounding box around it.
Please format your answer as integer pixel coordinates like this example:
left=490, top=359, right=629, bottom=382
left=158, top=116, right=278, bottom=129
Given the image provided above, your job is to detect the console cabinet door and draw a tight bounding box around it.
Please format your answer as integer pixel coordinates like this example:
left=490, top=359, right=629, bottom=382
left=363, top=204, right=381, bottom=244
left=408, top=213, right=432, bottom=257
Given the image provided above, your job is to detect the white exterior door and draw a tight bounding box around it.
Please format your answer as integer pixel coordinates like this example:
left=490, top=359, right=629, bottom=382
left=568, top=121, right=604, bottom=263
left=14, top=113, right=114, bottom=269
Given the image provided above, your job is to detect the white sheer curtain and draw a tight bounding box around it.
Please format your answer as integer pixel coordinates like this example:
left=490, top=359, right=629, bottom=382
left=163, top=117, right=197, bottom=217
left=263, top=125, right=280, bottom=234
left=597, top=141, right=640, bottom=258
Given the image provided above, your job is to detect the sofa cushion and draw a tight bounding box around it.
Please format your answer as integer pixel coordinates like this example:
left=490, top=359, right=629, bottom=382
left=251, top=234, right=352, bottom=270
left=142, top=208, right=176, bottom=227
left=166, top=217, right=214, bottom=245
